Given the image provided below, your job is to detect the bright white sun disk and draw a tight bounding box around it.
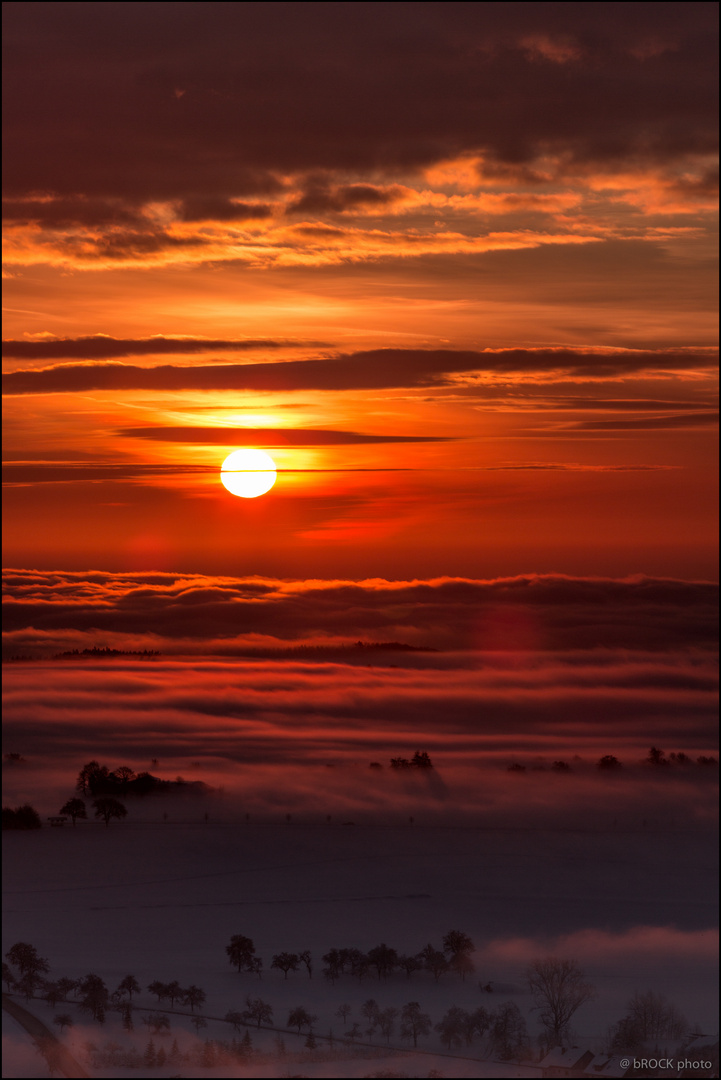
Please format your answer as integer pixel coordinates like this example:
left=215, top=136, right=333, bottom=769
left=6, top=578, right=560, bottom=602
left=220, top=449, right=277, bottom=498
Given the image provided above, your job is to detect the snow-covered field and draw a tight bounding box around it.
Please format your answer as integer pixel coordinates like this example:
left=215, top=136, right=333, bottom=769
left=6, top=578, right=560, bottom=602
left=2, top=652, right=718, bottom=1077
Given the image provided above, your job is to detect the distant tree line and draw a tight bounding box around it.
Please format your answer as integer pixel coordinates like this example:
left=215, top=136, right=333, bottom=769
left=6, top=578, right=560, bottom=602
left=5, top=939, right=692, bottom=1062
left=506, top=748, right=718, bottom=773
left=226, top=929, right=475, bottom=986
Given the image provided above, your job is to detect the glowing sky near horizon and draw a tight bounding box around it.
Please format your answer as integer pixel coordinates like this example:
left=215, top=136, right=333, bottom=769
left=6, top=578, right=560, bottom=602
left=1, top=2, right=718, bottom=579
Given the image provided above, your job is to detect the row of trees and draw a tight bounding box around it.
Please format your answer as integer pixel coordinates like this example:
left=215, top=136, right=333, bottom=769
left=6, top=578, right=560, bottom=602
left=508, top=750, right=718, bottom=773
left=1, top=798, right=128, bottom=830
left=225, top=930, right=477, bottom=984
left=5, top=941, right=689, bottom=1059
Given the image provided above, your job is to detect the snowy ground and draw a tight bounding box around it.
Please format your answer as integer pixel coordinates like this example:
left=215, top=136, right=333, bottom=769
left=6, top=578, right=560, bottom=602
left=2, top=652, right=718, bottom=1077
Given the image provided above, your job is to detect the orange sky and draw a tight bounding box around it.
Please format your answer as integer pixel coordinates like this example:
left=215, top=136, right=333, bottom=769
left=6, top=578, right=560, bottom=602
left=2, top=3, right=718, bottom=579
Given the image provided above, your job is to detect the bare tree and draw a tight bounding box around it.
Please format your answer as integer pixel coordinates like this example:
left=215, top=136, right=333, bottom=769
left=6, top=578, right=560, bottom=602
left=117, top=975, right=140, bottom=1002
left=92, top=797, right=127, bottom=827
left=183, top=985, right=206, bottom=1012
left=398, top=954, right=422, bottom=979
left=225, top=1010, right=245, bottom=1032
left=377, top=1006, right=398, bottom=1043
left=526, top=957, right=595, bottom=1044
left=59, top=798, right=87, bottom=826
left=335, top=1003, right=352, bottom=1026
left=610, top=990, right=688, bottom=1050
left=298, top=950, right=313, bottom=978
left=488, top=1001, right=529, bottom=1059
left=419, top=943, right=448, bottom=982
left=400, top=1001, right=432, bottom=1047
left=271, top=952, right=299, bottom=979
left=435, top=1005, right=467, bottom=1050
left=243, top=996, right=273, bottom=1029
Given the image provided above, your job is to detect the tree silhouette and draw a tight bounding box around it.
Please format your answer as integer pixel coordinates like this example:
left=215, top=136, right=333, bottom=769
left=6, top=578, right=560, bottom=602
left=42, top=981, right=63, bottom=1007
left=2, top=963, right=15, bottom=991
left=271, top=952, right=299, bottom=979
left=400, top=1001, right=432, bottom=1047
left=288, top=1006, right=316, bottom=1032
left=53, top=1014, right=73, bottom=1032
left=78, top=973, right=109, bottom=1021
left=527, top=957, right=595, bottom=1044
left=147, top=981, right=168, bottom=1003
left=368, top=943, right=398, bottom=980
left=2, top=804, right=42, bottom=829
left=419, top=944, right=448, bottom=982
left=378, top=1006, right=398, bottom=1043
left=398, top=954, right=422, bottom=979
left=225, top=1009, right=245, bottom=1031
left=59, top=798, right=87, bottom=826
left=183, top=985, right=206, bottom=1012
left=117, top=974, right=140, bottom=1002
left=56, top=977, right=77, bottom=1000
left=76, top=761, right=109, bottom=795
left=646, top=746, right=669, bottom=767
left=322, top=949, right=342, bottom=982
left=611, top=990, right=688, bottom=1048
left=243, top=996, right=273, bottom=1029
left=597, top=755, right=622, bottom=769
left=92, top=797, right=127, bottom=827
left=299, top=950, right=313, bottom=978
left=489, top=1001, right=529, bottom=1059
left=436, top=1005, right=467, bottom=1049
left=226, top=934, right=256, bottom=973
left=6, top=942, right=49, bottom=979
left=143, top=1013, right=170, bottom=1035
left=335, top=1003, right=352, bottom=1026
left=361, top=998, right=379, bottom=1033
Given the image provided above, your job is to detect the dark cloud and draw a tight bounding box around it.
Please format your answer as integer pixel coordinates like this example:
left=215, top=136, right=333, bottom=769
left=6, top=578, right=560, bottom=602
left=2, top=196, right=144, bottom=227
left=3, top=4, right=716, bottom=202
left=3, top=347, right=715, bottom=395
left=569, top=413, right=718, bottom=430
left=178, top=198, right=273, bottom=221
left=1, top=336, right=312, bottom=360
left=2, top=570, right=717, bottom=653
left=115, top=426, right=452, bottom=446
left=288, top=184, right=404, bottom=214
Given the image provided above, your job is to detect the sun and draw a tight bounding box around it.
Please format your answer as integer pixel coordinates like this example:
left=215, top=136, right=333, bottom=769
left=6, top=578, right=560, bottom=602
left=220, top=449, right=277, bottom=498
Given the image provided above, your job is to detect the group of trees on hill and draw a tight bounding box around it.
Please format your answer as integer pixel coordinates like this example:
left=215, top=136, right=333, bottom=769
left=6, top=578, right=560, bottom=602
left=74, top=759, right=205, bottom=797
left=226, top=930, right=476, bottom=984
